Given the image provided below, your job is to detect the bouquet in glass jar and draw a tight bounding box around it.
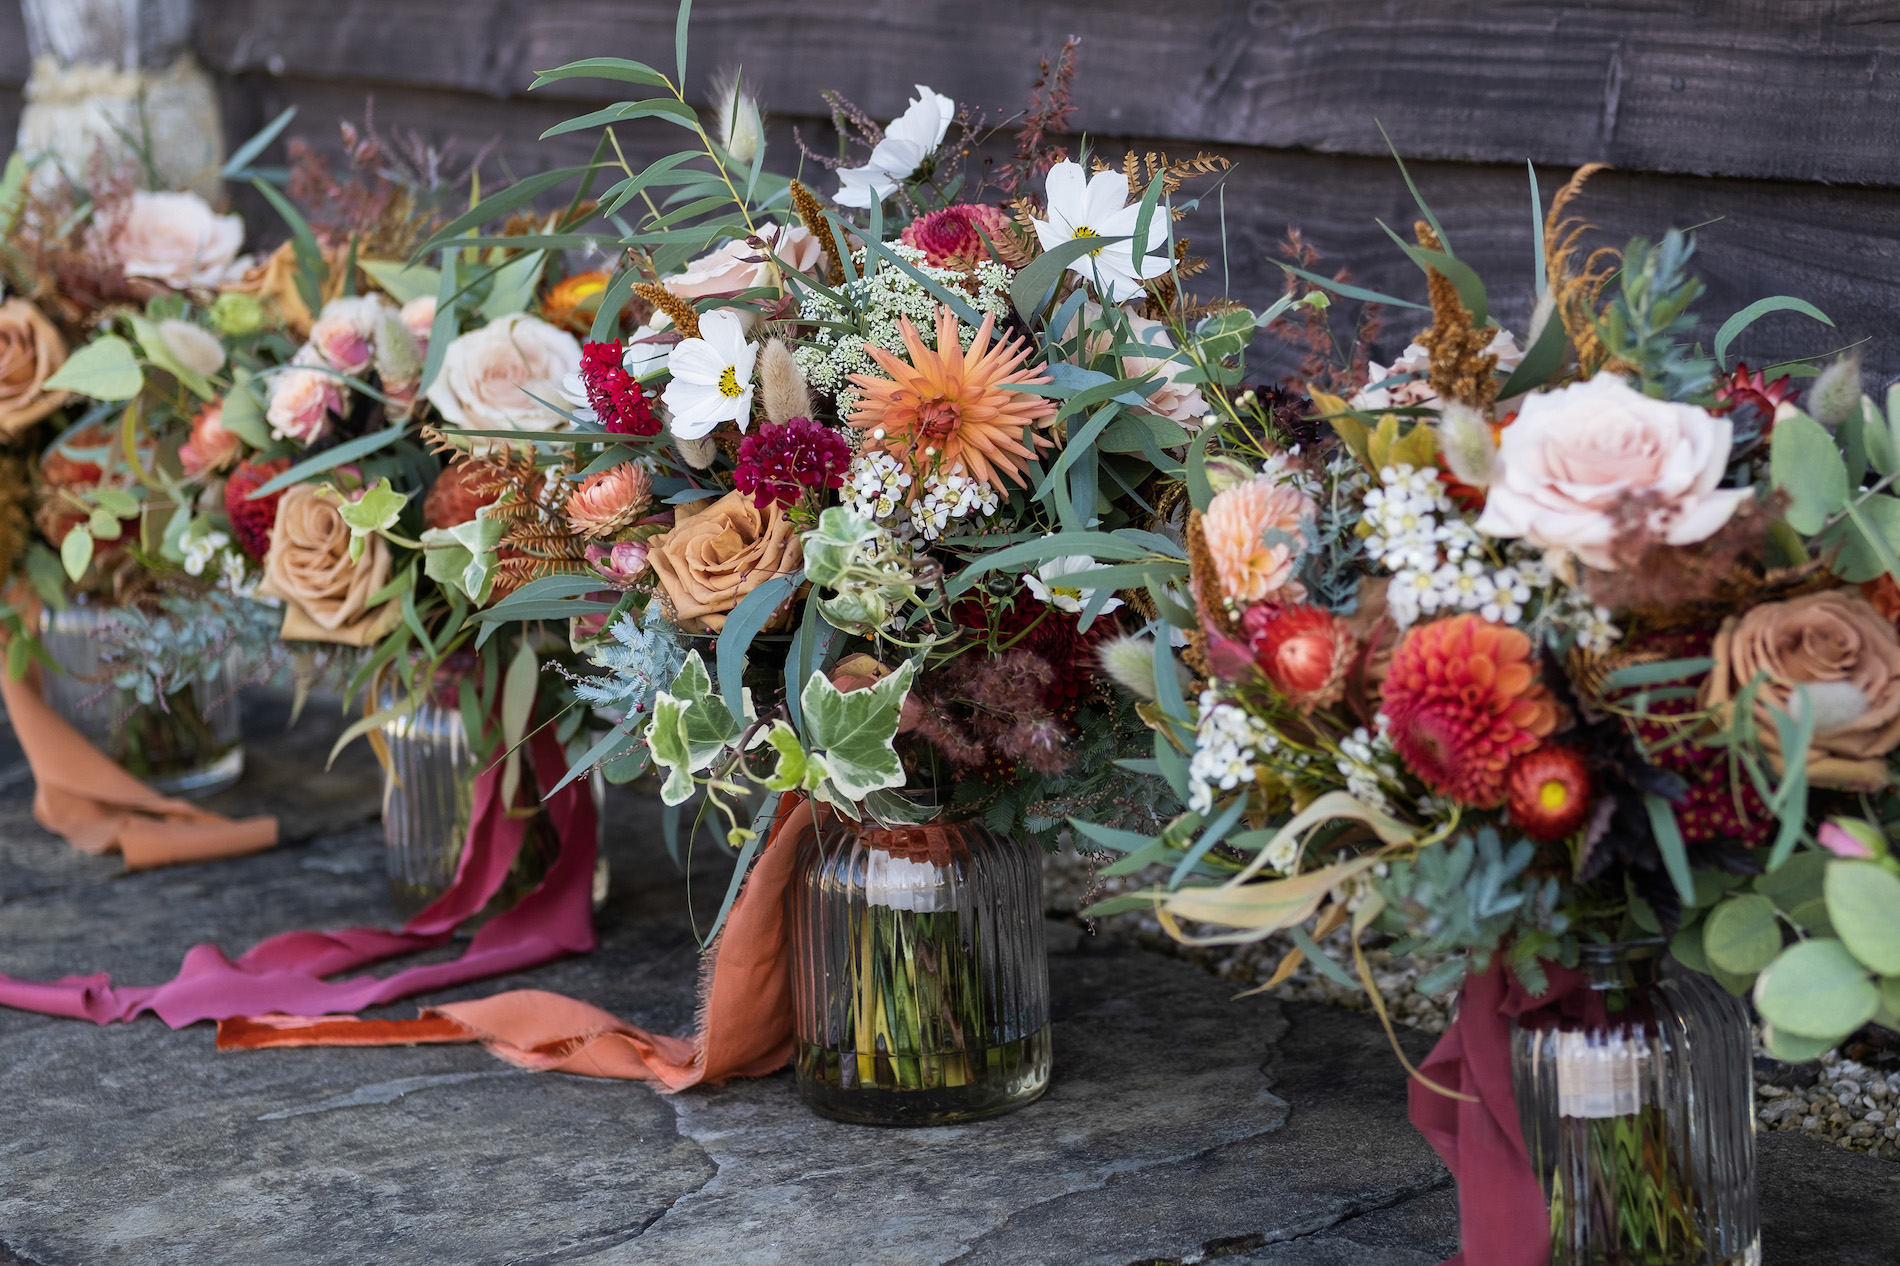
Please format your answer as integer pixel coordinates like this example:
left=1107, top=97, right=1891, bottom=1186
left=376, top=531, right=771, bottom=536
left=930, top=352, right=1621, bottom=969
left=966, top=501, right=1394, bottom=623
left=1079, top=166, right=1900, bottom=1263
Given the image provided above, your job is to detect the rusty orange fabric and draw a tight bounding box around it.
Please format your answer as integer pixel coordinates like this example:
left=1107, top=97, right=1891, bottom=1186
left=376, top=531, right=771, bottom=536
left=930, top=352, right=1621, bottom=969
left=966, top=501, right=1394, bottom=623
left=217, top=796, right=812, bottom=1090
left=0, top=669, right=277, bottom=869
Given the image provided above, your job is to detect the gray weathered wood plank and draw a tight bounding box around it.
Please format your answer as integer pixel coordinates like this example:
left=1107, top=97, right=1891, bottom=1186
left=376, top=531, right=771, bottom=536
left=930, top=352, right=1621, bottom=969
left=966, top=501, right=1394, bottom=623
left=192, top=0, right=1900, bottom=187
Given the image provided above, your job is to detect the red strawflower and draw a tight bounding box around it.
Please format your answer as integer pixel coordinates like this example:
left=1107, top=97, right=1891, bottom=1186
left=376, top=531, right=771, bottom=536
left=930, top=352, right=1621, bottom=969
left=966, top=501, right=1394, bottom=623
left=1380, top=615, right=1562, bottom=808
left=733, top=417, right=851, bottom=510
left=899, top=204, right=1013, bottom=270
left=578, top=340, right=660, bottom=436
left=1245, top=602, right=1354, bottom=709
left=224, top=457, right=291, bottom=560
left=1507, top=747, right=1593, bottom=842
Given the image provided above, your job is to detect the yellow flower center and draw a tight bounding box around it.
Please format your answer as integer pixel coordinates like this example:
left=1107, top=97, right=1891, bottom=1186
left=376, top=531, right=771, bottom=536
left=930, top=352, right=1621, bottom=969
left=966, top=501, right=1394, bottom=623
left=1051, top=585, right=1083, bottom=602
left=1538, top=779, right=1570, bottom=811
left=717, top=365, right=743, bottom=398
left=1073, top=225, right=1103, bottom=256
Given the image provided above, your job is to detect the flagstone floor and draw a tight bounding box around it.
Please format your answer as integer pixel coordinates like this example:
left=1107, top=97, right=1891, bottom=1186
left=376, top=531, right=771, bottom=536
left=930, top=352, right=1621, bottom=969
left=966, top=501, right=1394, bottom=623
left=0, top=692, right=1894, bottom=1266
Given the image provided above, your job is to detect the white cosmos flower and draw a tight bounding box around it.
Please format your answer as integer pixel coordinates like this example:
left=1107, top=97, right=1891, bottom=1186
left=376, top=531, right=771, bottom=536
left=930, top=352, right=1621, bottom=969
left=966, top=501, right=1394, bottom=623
left=833, top=85, right=955, bottom=208
left=662, top=309, right=756, bottom=440
left=1024, top=555, right=1125, bottom=616
left=1032, top=160, right=1173, bottom=304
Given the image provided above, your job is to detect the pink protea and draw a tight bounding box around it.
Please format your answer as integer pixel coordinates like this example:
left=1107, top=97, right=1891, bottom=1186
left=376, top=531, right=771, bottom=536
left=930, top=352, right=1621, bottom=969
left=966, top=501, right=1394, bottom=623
left=734, top=416, right=852, bottom=509
left=900, top=204, right=1013, bottom=269
left=564, top=463, right=654, bottom=540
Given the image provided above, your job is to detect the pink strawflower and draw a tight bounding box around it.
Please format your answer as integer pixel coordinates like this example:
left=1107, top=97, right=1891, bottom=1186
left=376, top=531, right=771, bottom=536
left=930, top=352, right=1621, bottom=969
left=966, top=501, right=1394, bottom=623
left=565, top=463, right=655, bottom=539
left=734, top=416, right=852, bottom=510
left=900, top=204, right=1012, bottom=269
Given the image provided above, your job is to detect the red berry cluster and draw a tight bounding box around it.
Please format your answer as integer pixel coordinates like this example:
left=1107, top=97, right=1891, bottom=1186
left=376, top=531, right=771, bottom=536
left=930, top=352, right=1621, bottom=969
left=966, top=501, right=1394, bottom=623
left=733, top=417, right=851, bottom=510
left=579, top=341, right=660, bottom=436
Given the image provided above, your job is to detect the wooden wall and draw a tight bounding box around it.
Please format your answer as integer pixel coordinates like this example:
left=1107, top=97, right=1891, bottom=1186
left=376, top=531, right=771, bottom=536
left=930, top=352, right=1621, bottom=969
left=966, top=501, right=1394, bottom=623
left=6, top=1, right=1900, bottom=380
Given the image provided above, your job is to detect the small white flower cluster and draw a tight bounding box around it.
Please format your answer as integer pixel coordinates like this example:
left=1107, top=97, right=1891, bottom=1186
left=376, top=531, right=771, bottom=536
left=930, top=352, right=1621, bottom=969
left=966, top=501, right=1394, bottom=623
left=843, top=451, right=915, bottom=523
left=1259, top=446, right=1323, bottom=498
left=1187, top=689, right=1279, bottom=815
left=909, top=472, right=999, bottom=541
left=793, top=243, right=1011, bottom=415
left=1364, top=464, right=1547, bottom=629
left=181, top=527, right=231, bottom=577
left=1335, top=726, right=1403, bottom=816
left=180, top=521, right=260, bottom=599
left=1536, top=584, right=1623, bottom=653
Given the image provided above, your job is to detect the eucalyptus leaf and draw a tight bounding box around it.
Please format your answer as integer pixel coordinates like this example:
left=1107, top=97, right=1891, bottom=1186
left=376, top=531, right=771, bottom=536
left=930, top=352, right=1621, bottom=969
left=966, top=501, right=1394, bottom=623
left=1825, top=859, right=1900, bottom=975
left=1703, top=893, right=1783, bottom=975
left=1769, top=410, right=1850, bottom=534
left=1754, top=937, right=1879, bottom=1039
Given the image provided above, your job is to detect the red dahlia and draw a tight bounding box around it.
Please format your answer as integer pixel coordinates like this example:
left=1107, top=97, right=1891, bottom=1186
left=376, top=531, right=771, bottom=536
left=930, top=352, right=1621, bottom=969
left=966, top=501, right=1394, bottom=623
left=733, top=417, right=852, bottom=510
left=899, top=204, right=1013, bottom=270
left=1506, top=747, right=1593, bottom=842
left=578, top=340, right=660, bottom=436
left=224, top=457, right=291, bottom=560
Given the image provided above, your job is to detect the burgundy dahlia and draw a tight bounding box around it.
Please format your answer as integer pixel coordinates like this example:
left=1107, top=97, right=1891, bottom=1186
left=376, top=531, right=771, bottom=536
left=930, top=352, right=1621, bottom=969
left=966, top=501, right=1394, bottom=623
left=733, top=417, right=852, bottom=510
left=579, top=340, right=660, bottom=436
left=899, top=204, right=1013, bottom=270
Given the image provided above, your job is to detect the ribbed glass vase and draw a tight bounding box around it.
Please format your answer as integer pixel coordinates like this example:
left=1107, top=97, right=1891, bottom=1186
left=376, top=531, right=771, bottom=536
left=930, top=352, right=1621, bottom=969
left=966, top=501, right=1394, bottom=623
left=1511, top=940, right=1760, bottom=1266
left=790, top=807, right=1052, bottom=1126
left=38, top=600, right=244, bottom=797
left=379, top=696, right=607, bottom=916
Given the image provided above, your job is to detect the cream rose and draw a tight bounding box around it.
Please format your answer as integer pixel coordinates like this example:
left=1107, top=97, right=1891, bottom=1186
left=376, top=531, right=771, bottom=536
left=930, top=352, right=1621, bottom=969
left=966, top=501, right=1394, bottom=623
left=108, top=191, right=248, bottom=290
left=665, top=224, right=824, bottom=300
left=1122, top=312, right=1210, bottom=428
left=647, top=490, right=803, bottom=632
left=1475, top=374, right=1750, bottom=571
left=256, top=484, right=404, bottom=646
left=0, top=298, right=69, bottom=437
left=268, top=366, right=344, bottom=444
left=1701, top=589, right=1900, bottom=791
left=425, top=313, right=581, bottom=441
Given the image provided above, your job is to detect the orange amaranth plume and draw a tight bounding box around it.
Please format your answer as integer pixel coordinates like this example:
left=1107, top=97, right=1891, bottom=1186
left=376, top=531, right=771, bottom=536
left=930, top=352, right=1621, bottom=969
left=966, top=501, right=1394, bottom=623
left=847, top=306, right=1057, bottom=489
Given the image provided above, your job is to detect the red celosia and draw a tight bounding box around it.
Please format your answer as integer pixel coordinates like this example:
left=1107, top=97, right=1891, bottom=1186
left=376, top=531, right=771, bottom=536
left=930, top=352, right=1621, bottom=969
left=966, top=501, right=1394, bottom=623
left=578, top=340, right=660, bottom=436
left=1380, top=615, right=1561, bottom=808
left=899, top=204, right=1013, bottom=270
left=1245, top=602, right=1354, bottom=709
left=733, top=417, right=852, bottom=509
left=1506, top=747, right=1593, bottom=842
left=224, top=457, right=291, bottom=560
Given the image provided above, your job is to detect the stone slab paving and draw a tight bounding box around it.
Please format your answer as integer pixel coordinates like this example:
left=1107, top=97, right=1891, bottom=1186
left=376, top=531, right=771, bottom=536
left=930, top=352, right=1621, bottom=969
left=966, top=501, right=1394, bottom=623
left=0, top=692, right=1894, bottom=1265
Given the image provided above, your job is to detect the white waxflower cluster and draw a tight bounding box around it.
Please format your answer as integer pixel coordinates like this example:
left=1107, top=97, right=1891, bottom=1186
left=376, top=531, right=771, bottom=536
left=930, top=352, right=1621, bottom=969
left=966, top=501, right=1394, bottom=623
left=1259, top=446, right=1323, bottom=498
left=909, top=472, right=999, bottom=541
left=843, top=451, right=915, bottom=523
left=1187, top=689, right=1279, bottom=815
left=793, top=243, right=1011, bottom=415
left=1364, top=464, right=1547, bottom=629
left=1335, top=726, right=1403, bottom=816
left=1535, top=584, right=1623, bottom=653
left=181, top=527, right=231, bottom=577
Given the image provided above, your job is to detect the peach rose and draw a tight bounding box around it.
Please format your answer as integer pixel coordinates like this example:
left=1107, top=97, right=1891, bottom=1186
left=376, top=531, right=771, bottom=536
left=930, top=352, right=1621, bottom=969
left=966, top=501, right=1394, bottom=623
left=665, top=224, right=824, bottom=300
left=646, top=489, right=803, bottom=632
left=400, top=296, right=437, bottom=347
left=180, top=402, right=243, bottom=477
left=256, top=484, right=404, bottom=646
left=268, top=366, right=344, bottom=444
left=1700, top=589, right=1900, bottom=791
left=425, top=313, right=581, bottom=441
left=1476, top=374, right=1751, bottom=571
left=107, top=190, right=248, bottom=290
left=307, top=295, right=386, bottom=375
left=0, top=298, right=69, bottom=437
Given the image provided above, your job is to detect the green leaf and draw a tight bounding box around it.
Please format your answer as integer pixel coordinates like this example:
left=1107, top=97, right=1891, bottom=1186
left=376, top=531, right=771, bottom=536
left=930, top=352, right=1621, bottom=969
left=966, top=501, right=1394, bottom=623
left=645, top=693, right=698, bottom=805
left=800, top=659, right=916, bottom=801
left=1276, top=263, right=1427, bottom=312
left=1814, top=494, right=1900, bottom=583
left=1602, top=657, right=1715, bottom=690
left=944, top=530, right=1177, bottom=599
left=1377, top=120, right=1450, bottom=254
left=1763, top=1024, right=1840, bottom=1062
left=415, top=165, right=602, bottom=257
left=715, top=570, right=801, bottom=720
left=421, top=509, right=504, bottom=605
left=1702, top=893, right=1783, bottom=975
left=1713, top=295, right=1834, bottom=369
left=332, top=477, right=408, bottom=535
left=1825, top=859, right=1900, bottom=975
left=1669, top=924, right=1710, bottom=974
left=127, top=315, right=215, bottom=401
left=59, top=527, right=93, bottom=582
left=250, top=177, right=327, bottom=314
left=1757, top=849, right=1828, bottom=911
left=1496, top=307, right=1567, bottom=398
left=1770, top=410, right=1850, bottom=534
left=248, top=426, right=406, bottom=499
left=1754, top=937, right=1880, bottom=1039
left=540, top=98, right=699, bottom=141
left=1386, top=229, right=1488, bottom=327
left=217, top=369, right=272, bottom=448
left=358, top=258, right=442, bottom=305
left=499, top=638, right=540, bottom=807
left=44, top=335, right=142, bottom=401
left=1011, top=235, right=1131, bottom=327
left=1642, top=793, right=1697, bottom=909
left=529, top=57, right=670, bottom=90
left=760, top=719, right=826, bottom=793
left=858, top=236, right=983, bottom=328
left=221, top=105, right=298, bottom=178
left=675, top=0, right=692, bottom=85
left=482, top=250, right=548, bottom=319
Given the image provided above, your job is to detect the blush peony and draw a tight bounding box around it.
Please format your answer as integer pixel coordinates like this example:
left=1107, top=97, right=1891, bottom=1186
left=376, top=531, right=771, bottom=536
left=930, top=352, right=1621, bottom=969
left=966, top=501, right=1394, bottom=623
left=1475, top=374, right=1751, bottom=570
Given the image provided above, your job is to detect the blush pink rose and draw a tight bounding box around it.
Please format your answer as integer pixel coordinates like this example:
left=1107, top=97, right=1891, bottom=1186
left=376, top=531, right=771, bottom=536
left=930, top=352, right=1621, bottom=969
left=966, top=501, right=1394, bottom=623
left=665, top=224, right=825, bottom=300
left=106, top=191, right=248, bottom=289
left=400, top=296, right=437, bottom=346
left=268, top=367, right=344, bottom=444
left=307, top=296, right=386, bottom=375
left=1475, top=373, right=1750, bottom=571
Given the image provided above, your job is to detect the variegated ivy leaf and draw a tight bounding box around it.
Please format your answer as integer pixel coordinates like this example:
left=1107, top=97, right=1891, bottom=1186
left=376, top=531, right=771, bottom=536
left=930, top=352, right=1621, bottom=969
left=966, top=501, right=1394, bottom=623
left=421, top=507, right=503, bottom=604
left=646, top=692, right=698, bottom=806
left=760, top=719, right=828, bottom=793
left=642, top=651, right=747, bottom=805
left=799, top=659, right=915, bottom=801
left=322, top=478, right=409, bottom=564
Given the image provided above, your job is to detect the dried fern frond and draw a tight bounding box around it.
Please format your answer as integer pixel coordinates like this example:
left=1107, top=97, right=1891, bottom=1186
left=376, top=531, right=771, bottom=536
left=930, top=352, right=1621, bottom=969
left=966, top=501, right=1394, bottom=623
left=1544, top=163, right=1620, bottom=376
left=1413, top=221, right=1498, bottom=409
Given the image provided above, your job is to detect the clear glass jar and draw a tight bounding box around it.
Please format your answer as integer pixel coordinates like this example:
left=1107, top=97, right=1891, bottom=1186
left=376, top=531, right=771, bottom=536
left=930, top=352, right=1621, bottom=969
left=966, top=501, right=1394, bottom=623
left=379, top=694, right=607, bottom=916
left=790, top=807, right=1052, bottom=1126
left=38, top=600, right=244, bottom=798
left=1511, top=940, right=1760, bottom=1266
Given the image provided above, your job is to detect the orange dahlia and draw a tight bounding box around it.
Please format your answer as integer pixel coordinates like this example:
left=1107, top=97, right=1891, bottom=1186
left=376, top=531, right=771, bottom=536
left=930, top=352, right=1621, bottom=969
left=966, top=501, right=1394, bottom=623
left=1380, top=614, right=1561, bottom=807
left=847, top=306, right=1057, bottom=489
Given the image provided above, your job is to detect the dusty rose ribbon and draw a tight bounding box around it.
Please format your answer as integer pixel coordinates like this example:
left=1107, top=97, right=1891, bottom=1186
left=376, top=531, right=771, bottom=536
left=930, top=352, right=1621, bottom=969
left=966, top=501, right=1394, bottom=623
left=215, top=795, right=814, bottom=1091
left=0, top=668, right=278, bottom=868
left=0, top=724, right=595, bottom=1026
left=1408, top=956, right=1591, bottom=1266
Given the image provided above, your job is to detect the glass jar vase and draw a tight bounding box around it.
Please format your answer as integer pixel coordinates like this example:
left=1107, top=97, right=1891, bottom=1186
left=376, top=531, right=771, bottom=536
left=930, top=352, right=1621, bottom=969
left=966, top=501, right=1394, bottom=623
left=379, top=694, right=607, bottom=916
left=38, top=600, right=244, bottom=798
left=1511, top=940, right=1759, bottom=1266
left=790, top=807, right=1052, bottom=1126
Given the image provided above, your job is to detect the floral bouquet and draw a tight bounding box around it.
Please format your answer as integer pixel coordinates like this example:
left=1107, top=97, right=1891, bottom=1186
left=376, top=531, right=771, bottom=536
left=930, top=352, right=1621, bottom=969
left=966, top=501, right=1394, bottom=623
left=1082, top=164, right=1899, bottom=1260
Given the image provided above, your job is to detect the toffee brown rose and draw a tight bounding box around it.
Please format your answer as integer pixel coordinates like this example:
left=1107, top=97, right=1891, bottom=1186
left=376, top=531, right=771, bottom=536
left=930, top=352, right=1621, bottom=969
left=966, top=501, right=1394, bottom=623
left=647, top=490, right=802, bottom=633
left=1700, top=589, right=1900, bottom=791
left=0, top=299, right=69, bottom=437
left=257, top=484, right=404, bottom=646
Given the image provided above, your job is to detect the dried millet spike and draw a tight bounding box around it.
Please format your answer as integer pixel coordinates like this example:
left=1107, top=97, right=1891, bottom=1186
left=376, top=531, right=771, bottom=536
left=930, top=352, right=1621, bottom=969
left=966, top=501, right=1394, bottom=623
left=789, top=179, right=847, bottom=286
left=1413, top=220, right=1499, bottom=410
